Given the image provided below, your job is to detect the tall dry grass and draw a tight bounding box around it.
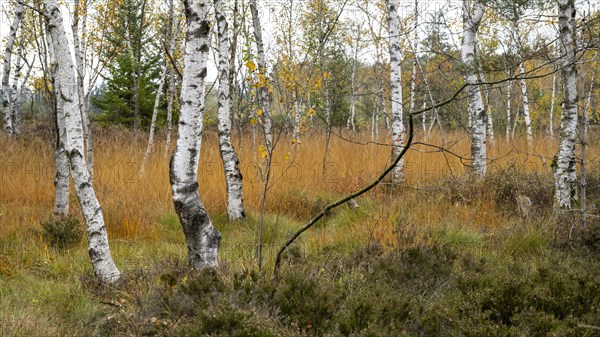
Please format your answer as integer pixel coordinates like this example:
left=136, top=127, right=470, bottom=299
left=0, top=127, right=597, bottom=246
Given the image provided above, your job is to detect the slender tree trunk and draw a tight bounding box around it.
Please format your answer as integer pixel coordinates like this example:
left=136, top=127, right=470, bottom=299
left=347, top=26, right=359, bottom=132
left=249, top=0, right=273, bottom=154
left=48, top=33, right=70, bottom=217
left=580, top=59, right=591, bottom=229
left=477, top=58, right=495, bottom=144
left=549, top=70, right=556, bottom=137
left=461, top=0, right=486, bottom=176
left=554, top=0, right=578, bottom=210
left=229, top=0, right=240, bottom=145
left=170, top=0, right=221, bottom=269
left=388, top=0, right=405, bottom=183
left=2, top=1, right=23, bottom=136
left=15, top=56, right=33, bottom=122
left=506, top=78, right=512, bottom=142
left=132, top=0, right=148, bottom=142
left=520, top=62, right=533, bottom=149
left=45, top=0, right=120, bottom=283
left=409, top=0, right=418, bottom=134
left=140, top=59, right=167, bottom=173
left=72, top=0, right=94, bottom=177
left=11, top=38, right=22, bottom=135
left=214, top=0, right=245, bottom=220
left=164, top=2, right=178, bottom=158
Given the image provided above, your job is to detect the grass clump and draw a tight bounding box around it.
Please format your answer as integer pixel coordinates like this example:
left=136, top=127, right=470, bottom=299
left=41, top=216, right=83, bottom=249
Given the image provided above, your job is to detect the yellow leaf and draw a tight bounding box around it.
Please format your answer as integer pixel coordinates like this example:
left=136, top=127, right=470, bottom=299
left=250, top=117, right=257, bottom=125
left=259, top=145, right=268, bottom=159
left=245, top=60, right=256, bottom=72
left=284, top=153, right=291, bottom=161
left=257, top=109, right=263, bottom=116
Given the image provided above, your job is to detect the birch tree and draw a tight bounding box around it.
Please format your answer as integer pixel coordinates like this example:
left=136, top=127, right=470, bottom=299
left=170, top=0, right=221, bottom=269
left=164, top=0, right=179, bottom=157
left=214, top=0, right=245, bottom=220
left=140, top=57, right=167, bottom=173
left=249, top=0, right=273, bottom=154
left=45, top=0, right=121, bottom=283
left=519, top=60, right=533, bottom=149
left=461, top=0, right=486, bottom=176
left=72, top=0, right=94, bottom=176
left=553, top=0, right=578, bottom=209
left=2, top=1, right=24, bottom=136
left=388, top=0, right=405, bottom=183
left=46, top=32, right=70, bottom=217
left=347, top=23, right=361, bottom=132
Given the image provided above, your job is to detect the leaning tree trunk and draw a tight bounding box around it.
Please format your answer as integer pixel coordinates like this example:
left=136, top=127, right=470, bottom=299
left=170, top=0, right=221, bottom=270
left=140, top=58, right=167, bottom=173
left=214, top=0, right=245, bottom=220
left=45, top=0, right=120, bottom=283
left=461, top=0, right=486, bottom=176
left=554, top=0, right=578, bottom=210
left=2, top=1, right=23, bottom=136
left=388, top=0, right=405, bottom=183
left=249, top=0, right=273, bottom=154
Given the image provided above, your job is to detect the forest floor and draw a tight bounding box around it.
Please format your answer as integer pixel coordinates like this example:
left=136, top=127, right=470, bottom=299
left=2, top=128, right=600, bottom=336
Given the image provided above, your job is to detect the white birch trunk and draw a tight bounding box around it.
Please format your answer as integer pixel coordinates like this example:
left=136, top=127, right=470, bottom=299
left=2, top=1, right=23, bottom=136
left=461, top=0, right=486, bottom=176
left=347, top=27, right=359, bottom=132
left=477, top=59, right=495, bottom=144
left=170, top=0, right=221, bottom=269
left=506, top=79, right=512, bottom=142
left=293, top=95, right=302, bottom=144
left=164, top=1, right=178, bottom=157
left=214, top=0, right=245, bottom=220
left=388, top=0, right=405, bottom=183
left=72, top=0, right=94, bottom=178
left=45, top=0, right=120, bottom=283
left=10, top=39, right=22, bottom=135
left=520, top=62, right=533, bottom=149
left=47, top=33, right=70, bottom=217
left=549, top=70, right=556, bottom=137
left=554, top=0, right=578, bottom=209
left=140, top=59, right=167, bottom=173
left=249, top=0, right=273, bottom=154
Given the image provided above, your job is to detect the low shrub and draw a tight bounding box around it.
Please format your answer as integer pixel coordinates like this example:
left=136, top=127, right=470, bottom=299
left=41, top=216, right=83, bottom=249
